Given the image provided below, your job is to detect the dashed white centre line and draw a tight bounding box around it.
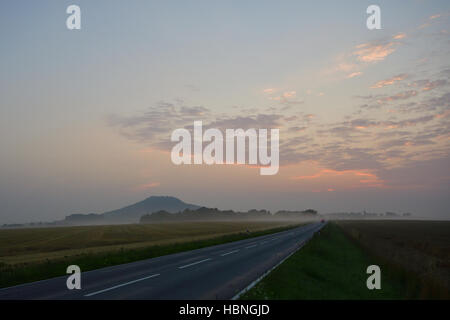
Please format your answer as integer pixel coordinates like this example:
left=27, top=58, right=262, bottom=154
left=84, top=273, right=160, bottom=297
left=178, top=258, right=212, bottom=269
left=245, top=244, right=257, bottom=249
left=220, top=249, right=239, bottom=256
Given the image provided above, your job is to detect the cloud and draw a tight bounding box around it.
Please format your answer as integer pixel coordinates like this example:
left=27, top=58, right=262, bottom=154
left=424, top=92, right=450, bottom=110
left=290, top=168, right=385, bottom=189
left=353, top=41, right=396, bottom=62
left=417, top=12, right=448, bottom=29
left=269, top=91, right=296, bottom=100
left=430, top=14, right=441, bottom=20
left=346, top=72, right=363, bottom=79
left=418, top=79, right=447, bottom=91
left=335, top=62, right=359, bottom=73
left=371, top=74, right=409, bottom=88
left=208, top=114, right=283, bottom=130
left=306, top=89, right=325, bottom=97
left=135, top=182, right=160, bottom=190
left=282, top=91, right=296, bottom=98
left=307, top=107, right=447, bottom=177
left=434, top=109, right=450, bottom=119
left=263, top=88, right=276, bottom=94
left=109, top=101, right=286, bottom=155
left=108, top=58, right=450, bottom=190
left=179, top=106, right=209, bottom=117
left=107, top=102, right=213, bottom=143
left=379, top=90, right=419, bottom=102
left=359, top=103, right=381, bottom=110
left=327, top=36, right=405, bottom=80
left=287, top=126, right=306, bottom=133
left=393, top=33, right=406, bottom=40
left=356, top=90, right=420, bottom=108
left=281, top=135, right=311, bottom=149
left=355, top=94, right=382, bottom=100
left=376, top=156, right=450, bottom=190
left=267, top=90, right=304, bottom=107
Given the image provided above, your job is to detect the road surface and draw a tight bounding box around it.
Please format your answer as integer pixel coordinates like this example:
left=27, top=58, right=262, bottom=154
left=0, top=222, right=325, bottom=300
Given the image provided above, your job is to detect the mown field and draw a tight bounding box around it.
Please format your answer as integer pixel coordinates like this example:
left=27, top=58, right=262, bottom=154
left=241, top=221, right=450, bottom=300
left=0, top=221, right=298, bottom=288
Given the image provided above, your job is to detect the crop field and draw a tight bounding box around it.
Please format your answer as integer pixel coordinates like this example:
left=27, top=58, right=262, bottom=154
left=337, top=220, right=450, bottom=298
left=0, top=221, right=298, bottom=288
left=0, top=221, right=295, bottom=265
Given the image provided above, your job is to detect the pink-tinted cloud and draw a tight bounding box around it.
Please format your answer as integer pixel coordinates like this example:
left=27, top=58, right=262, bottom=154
left=353, top=42, right=396, bottom=62
left=430, top=14, right=441, bottom=20
left=262, top=88, right=276, bottom=94
left=135, top=182, right=160, bottom=190
left=347, top=72, right=363, bottom=79
left=421, top=79, right=447, bottom=91
left=378, top=90, right=418, bottom=102
left=290, top=168, right=385, bottom=190
left=371, top=74, right=408, bottom=88
left=393, top=33, right=406, bottom=40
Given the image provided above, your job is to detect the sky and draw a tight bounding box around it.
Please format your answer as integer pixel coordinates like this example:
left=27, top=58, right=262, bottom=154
left=0, top=0, right=449, bottom=223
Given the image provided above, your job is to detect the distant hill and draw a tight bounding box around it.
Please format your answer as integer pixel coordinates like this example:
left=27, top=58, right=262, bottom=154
left=64, top=196, right=200, bottom=224
left=103, top=196, right=200, bottom=221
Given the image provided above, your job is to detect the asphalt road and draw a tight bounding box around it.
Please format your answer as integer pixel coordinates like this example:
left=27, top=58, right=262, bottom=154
left=0, top=222, right=325, bottom=300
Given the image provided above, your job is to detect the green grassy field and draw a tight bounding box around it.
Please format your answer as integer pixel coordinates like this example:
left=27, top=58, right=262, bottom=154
left=0, top=221, right=299, bottom=288
left=240, top=222, right=443, bottom=300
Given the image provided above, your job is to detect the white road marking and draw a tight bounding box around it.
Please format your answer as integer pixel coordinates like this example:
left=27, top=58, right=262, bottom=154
left=220, top=249, right=239, bottom=256
left=245, top=244, right=257, bottom=249
left=84, top=273, right=160, bottom=297
left=260, top=241, right=267, bottom=244
left=178, top=258, right=212, bottom=269
left=232, top=240, right=310, bottom=300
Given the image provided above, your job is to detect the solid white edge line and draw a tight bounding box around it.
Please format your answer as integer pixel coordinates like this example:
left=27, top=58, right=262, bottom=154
left=231, top=223, right=326, bottom=300
left=231, top=244, right=305, bottom=300
left=178, top=258, right=212, bottom=269
left=245, top=244, right=257, bottom=249
left=84, top=273, right=160, bottom=297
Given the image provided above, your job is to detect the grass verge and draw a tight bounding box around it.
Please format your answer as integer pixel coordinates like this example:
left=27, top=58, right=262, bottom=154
left=240, top=223, right=408, bottom=299
left=0, top=224, right=300, bottom=288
